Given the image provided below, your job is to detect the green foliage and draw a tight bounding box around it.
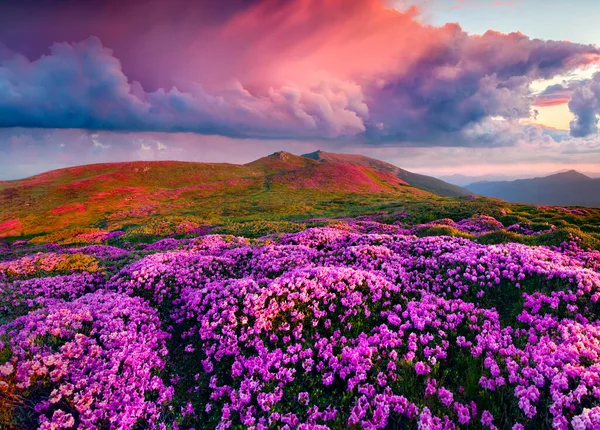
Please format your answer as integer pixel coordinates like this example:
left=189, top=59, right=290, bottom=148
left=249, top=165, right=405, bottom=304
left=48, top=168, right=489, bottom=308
left=536, top=226, right=600, bottom=250
left=476, top=230, right=529, bottom=245
left=214, top=220, right=307, bottom=238
left=28, top=228, right=104, bottom=245
left=498, top=214, right=527, bottom=226
left=581, top=224, right=600, bottom=233
left=416, top=225, right=474, bottom=239
left=121, top=216, right=209, bottom=243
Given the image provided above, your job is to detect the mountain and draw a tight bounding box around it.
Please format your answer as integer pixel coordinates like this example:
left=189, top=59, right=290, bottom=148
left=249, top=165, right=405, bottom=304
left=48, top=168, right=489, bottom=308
left=466, top=170, right=600, bottom=207
left=302, top=150, right=472, bottom=197
left=245, top=151, right=319, bottom=173
left=441, top=171, right=600, bottom=187
left=550, top=169, right=600, bottom=179
left=439, top=174, right=530, bottom=187
left=245, top=152, right=414, bottom=193
left=0, top=151, right=448, bottom=237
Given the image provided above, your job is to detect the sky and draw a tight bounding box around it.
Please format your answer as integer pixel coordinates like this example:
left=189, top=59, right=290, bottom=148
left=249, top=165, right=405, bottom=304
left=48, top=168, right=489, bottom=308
left=1, top=0, right=600, bottom=180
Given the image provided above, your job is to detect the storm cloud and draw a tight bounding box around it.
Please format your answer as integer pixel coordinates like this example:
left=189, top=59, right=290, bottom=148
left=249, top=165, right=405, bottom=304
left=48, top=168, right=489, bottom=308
left=0, top=0, right=599, bottom=144
left=569, top=72, right=600, bottom=137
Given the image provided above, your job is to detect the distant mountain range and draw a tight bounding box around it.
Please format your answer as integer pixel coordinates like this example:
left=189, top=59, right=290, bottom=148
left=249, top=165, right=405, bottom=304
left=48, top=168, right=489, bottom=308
left=439, top=174, right=532, bottom=187
left=441, top=171, right=600, bottom=187
left=466, top=170, right=600, bottom=207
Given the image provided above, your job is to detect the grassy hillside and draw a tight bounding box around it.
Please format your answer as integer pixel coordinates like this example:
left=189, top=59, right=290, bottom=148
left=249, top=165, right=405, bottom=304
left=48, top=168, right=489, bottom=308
left=1, top=151, right=600, bottom=249
left=0, top=152, right=434, bottom=238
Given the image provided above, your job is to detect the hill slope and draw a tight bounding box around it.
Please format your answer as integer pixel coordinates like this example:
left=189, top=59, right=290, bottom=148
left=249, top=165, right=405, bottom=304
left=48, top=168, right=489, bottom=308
left=0, top=151, right=443, bottom=237
left=466, top=170, right=600, bottom=207
left=302, top=150, right=472, bottom=197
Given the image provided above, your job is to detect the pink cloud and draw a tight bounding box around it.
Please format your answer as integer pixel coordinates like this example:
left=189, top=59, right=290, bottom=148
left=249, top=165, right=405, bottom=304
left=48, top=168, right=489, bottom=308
left=534, top=89, right=572, bottom=107
left=0, top=0, right=599, bottom=143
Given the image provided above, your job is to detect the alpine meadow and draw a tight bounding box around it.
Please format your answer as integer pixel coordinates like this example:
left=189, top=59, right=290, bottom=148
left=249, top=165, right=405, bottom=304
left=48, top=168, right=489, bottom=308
left=2, top=1, right=600, bottom=429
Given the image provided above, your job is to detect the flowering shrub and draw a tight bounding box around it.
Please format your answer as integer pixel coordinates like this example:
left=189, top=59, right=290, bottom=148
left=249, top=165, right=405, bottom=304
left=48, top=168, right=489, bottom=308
left=29, top=229, right=124, bottom=246
left=187, top=234, right=249, bottom=252
left=455, top=214, right=504, bottom=234
left=507, top=222, right=556, bottom=236
left=108, top=251, right=237, bottom=306
left=137, top=238, right=191, bottom=252
left=0, top=272, right=103, bottom=322
left=1, top=214, right=600, bottom=428
left=0, top=253, right=100, bottom=278
left=67, top=245, right=129, bottom=259
left=0, top=291, right=172, bottom=429
left=415, top=214, right=504, bottom=236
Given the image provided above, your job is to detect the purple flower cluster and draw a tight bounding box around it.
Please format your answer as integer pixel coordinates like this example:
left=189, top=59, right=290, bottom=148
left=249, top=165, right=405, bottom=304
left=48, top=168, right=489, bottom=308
left=108, top=251, right=237, bottom=306
left=1, top=216, right=600, bottom=429
left=137, top=238, right=191, bottom=252
left=106, top=225, right=600, bottom=428
left=454, top=214, right=504, bottom=234
left=171, top=268, right=510, bottom=428
left=414, top=214, right=505, bottom=235
left=67, top=245, right=129, bottom=259
left=0, top=272, right=103, bottom=320
left=506, top=223, right=556, bottom=236
left=0, top=291, right=172, bottom=429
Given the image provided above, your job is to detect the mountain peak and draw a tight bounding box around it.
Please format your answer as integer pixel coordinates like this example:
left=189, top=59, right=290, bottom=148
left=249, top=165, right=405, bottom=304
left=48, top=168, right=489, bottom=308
left=466, top=169, right=600, bottom=207
left=268, top=151, right=295, bottom=161
left=245, top=151, right=318, bottom=172
left=549, top=170, right=590, bottom=181
left=300, top=151, right=472, bottom=197
left=302, top=151, right=374, bottom=165
left=302, top=150, right=326, bottom=161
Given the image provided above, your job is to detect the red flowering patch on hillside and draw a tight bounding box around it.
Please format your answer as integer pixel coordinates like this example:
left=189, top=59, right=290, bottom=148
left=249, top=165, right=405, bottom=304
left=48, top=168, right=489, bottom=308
left=0, top=219, right=22, bottom=237
left=50, top=203, right=86, bottom=215
left=90, top=187, right=146, bottom=201
left=57, top=172, right=124, bottom=192
left=269, top=163, right=410, bottom=193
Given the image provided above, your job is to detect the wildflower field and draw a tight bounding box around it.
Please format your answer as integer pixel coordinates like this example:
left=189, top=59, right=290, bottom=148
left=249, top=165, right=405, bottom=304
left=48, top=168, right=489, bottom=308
left=1, top=209, right=600, bottom=430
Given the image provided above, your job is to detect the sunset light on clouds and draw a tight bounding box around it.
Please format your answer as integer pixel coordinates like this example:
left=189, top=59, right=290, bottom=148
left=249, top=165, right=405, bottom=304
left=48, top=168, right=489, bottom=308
left=1, top=0, right=600, bottom=179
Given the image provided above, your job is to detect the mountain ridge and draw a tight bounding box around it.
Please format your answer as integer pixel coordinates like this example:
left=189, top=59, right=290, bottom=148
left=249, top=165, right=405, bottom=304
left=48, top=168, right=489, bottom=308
left=467, top=170, right=600, bottom=207
left=302, top=150, right=471, bottom=197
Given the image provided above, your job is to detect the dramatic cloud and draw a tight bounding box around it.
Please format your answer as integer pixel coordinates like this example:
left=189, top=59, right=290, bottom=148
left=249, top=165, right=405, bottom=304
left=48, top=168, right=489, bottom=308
left=0, top=0, right=431, bottom=89
left=569, top=72, right=600, bottom=137
left=0, top=0, right=599, bottom=145
left=368, top=29, right=599, bottom=142
left=0, top=38, right=369, bottom=138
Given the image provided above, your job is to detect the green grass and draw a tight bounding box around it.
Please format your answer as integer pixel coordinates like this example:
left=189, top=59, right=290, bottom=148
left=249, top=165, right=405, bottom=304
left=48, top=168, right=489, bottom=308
left=1, top=158, right=600, bottom=249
